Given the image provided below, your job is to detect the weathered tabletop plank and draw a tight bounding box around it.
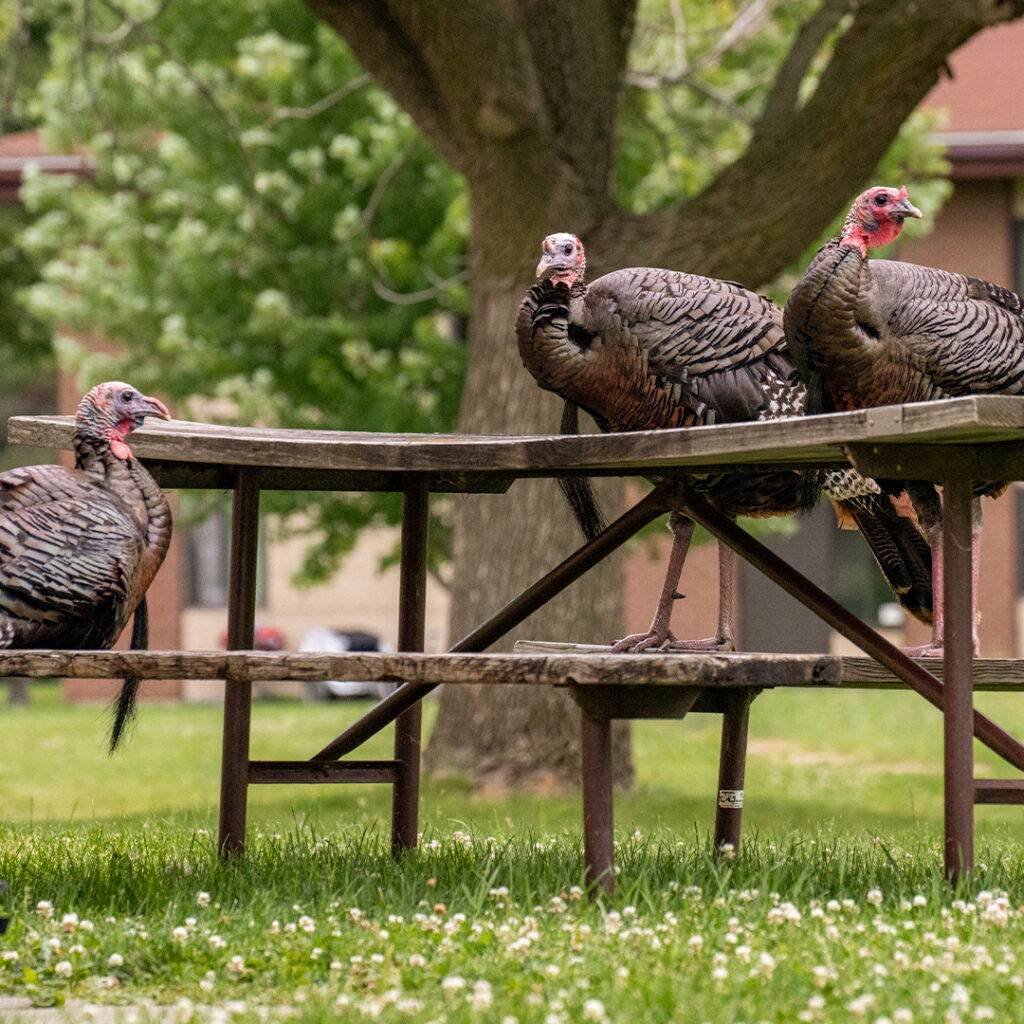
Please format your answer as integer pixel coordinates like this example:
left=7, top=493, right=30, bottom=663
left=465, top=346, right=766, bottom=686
left=9, top=395, right=1024, bottom=481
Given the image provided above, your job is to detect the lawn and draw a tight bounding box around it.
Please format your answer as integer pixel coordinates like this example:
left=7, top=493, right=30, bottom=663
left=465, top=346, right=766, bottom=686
left=1, top=681, right=1023, bottom=1021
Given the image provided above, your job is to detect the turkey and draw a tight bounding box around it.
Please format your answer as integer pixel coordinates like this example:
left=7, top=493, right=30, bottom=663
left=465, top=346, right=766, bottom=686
left=0, top=382, right=172, bottom=747
left=516, top=232, right=932, bottom=652
left=784, top=184, right=1024, bottom=655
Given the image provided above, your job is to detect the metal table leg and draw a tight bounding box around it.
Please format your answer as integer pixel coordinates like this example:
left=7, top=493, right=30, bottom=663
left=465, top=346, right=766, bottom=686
left=943, top=477, right=974, bottom=882
left=218, top=467, right=261, bottom=856
left=581, top=709, right=615, bottom=896
left=392, top=477, right=428, bottom=855
left=714, top=692, right=752, bottom=852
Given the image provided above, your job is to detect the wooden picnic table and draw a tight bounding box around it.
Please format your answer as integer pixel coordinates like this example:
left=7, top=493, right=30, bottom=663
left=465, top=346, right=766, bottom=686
left=9, top=394, right=1024, bottom=892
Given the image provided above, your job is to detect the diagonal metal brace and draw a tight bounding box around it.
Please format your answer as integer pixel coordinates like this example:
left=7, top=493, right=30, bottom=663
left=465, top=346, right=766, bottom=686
left=310, top=487, right=671, bottom=761
left=673, top=482, right=1024, bottom=774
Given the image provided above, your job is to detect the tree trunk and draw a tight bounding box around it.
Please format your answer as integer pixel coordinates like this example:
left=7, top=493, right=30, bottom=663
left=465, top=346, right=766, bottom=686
left=423, top=242, right=635, bottom=792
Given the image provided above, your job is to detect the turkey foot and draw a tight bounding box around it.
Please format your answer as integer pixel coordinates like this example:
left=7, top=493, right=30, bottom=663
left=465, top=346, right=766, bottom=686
left=611, top=628, right=734, bottom=653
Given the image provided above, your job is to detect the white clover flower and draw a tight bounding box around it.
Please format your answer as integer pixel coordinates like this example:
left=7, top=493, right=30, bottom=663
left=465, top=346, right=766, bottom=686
left=199, top=974, right=214, bottom=993
left=867, top=889, right=883, bottom=906
left=36, top=901, right=53, bottom=918
left=408, top=953, right=426, bottom=967
left=54, top=960, right=73, bottom=978
left=226, top=955, right=246, bottom=975
left=442, top=975, right=466, bottom=993
left=893, top=1010, right=914, bottom=1024
left=298, top=915, right=315, bottom=933
left=583, top=998, right=606, bottom=1021
left=107, top=953, right=124, bottom=968
left=2, top=951, right=18, bottom=962
left=47, top=937, right=62, bottom=952
left=950, top=983, right=970, bottom=1007
left=846, top=993, right=875, bottom=1016
left=913, top=895, right=927, bottom=907
left=172, top=927, right=188, bottom=944
left=208, top=934, right=226, bottom=949
left=69, top=944, right=86, bottom=956
left=711, top=965, right=728, bottom=981
left=471, top=979, right=493, bottom=1009
left=61, top=912, right=79, bottom=933
left=196, top=891, right=211, bottom=907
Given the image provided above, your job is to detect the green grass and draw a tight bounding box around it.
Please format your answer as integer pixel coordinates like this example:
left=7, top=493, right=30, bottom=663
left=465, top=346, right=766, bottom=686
left=1, top=682, right=1024, bottom=1021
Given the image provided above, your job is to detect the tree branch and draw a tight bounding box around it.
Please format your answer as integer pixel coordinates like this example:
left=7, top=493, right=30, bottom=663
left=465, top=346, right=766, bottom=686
left=593, top=0, right=1024, bottom=288
left=263, top=75, right=372, bottom=127
left=754, top=0, right=849, bottom=135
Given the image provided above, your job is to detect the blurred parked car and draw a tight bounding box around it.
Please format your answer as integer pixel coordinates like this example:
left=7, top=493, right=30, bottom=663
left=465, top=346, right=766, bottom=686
left=299, top=627, right=397, bottom=701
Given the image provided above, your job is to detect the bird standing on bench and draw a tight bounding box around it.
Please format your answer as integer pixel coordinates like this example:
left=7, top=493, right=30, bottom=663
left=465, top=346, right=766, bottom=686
left=516, top=233, right=932, bottom=652
left=0, top=382, right=172, bottom=747
left=785, top=185, right=1024, bottom=656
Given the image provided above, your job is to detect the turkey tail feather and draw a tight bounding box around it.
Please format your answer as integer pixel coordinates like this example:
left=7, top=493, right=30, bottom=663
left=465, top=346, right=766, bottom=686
left=558, top=400, right=607, bottom=543
left=841, top=497, right=933, bottom=625
left=108, top=598, right=148, bottom=753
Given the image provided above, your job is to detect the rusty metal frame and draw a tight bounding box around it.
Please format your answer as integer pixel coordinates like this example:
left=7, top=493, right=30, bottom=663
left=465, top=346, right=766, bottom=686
left=214, top=458, right=1014, bottom=890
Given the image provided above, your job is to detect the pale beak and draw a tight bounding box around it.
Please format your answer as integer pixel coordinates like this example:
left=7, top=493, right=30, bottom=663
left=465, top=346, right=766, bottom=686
left=537, top=252, right=561, bottom=278
left=135, top=396, right=171, bottom=425
left=894, top=196, right=922, bottom=220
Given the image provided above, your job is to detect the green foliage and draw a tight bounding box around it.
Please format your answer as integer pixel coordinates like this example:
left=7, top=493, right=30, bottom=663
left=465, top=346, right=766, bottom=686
left=0, top=207, right=54, bottom=397
left=620, top=0, right=815, bottom=208
left=16, top=0, right=467, bottom=580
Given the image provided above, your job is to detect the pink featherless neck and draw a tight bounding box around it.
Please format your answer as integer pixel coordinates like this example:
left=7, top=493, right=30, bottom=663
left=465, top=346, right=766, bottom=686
left=110, top=421, right=134, bottom=461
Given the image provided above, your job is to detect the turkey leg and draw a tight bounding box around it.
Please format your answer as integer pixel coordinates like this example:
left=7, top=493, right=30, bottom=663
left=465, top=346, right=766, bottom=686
left=611, top=511, right=736, bottom=653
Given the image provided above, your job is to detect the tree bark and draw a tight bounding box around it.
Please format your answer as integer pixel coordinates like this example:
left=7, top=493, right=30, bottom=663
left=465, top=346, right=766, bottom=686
left=303, top=0, right=1024, bottom=791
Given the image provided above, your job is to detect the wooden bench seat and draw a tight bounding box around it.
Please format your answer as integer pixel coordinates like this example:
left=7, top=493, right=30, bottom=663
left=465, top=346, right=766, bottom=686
left=5, top=647, right=1024, bottom=689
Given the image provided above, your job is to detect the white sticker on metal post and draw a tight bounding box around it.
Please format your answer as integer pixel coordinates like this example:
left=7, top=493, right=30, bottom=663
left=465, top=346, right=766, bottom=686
left=718, top=789, right=743, bottom=809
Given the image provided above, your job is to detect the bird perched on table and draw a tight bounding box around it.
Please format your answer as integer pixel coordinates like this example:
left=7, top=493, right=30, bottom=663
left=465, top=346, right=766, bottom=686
left=0, top=382, right=172, bottom=746
left=516, top=232, right=932, bottom=652
left=784, top=185, right=1024, bottom=655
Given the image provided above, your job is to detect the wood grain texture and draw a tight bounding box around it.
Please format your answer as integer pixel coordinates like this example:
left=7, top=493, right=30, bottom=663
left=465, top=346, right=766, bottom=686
left=7, top=646, right=1018, bottom=691
left=9, top=396, right=1024, bottom=481
left=0, top=649, right=837, bottom=687
left=514, top=643, right=1024, bottom=690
